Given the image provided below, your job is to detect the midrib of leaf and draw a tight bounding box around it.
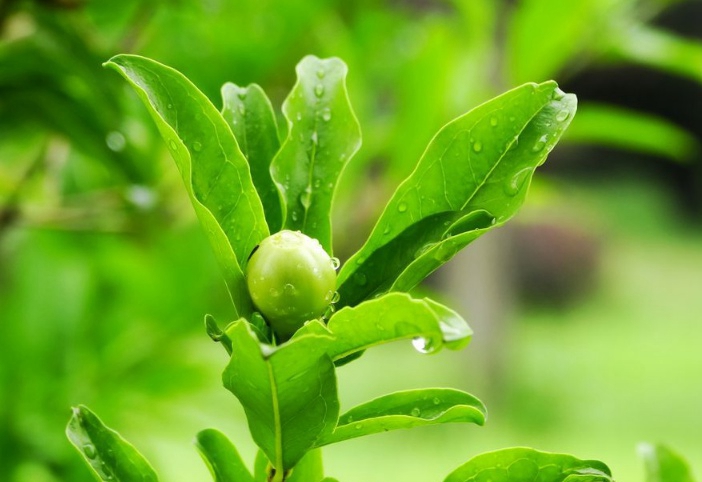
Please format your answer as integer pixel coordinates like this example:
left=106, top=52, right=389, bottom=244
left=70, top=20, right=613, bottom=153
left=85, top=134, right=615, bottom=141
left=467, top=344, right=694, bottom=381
left=267, top=361, right=284, bottom=473
left=301, top=114, right=320, bottom=232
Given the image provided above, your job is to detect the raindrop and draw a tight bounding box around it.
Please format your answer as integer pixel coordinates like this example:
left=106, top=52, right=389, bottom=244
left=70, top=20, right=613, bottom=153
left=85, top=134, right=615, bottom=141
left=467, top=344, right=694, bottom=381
left=314, top=84, right=325, bottom=97
left=397, top=202, right=408, bottom=213
left=106, top=131, right=126, bottom=152
left=490, top=117, right=498, bottom=127
left=354, top=272, right=367, bottom=286
left=167, top=103, right=173, bottom=109
left=433, top=397, right=441, bottom=405
left=532, top=135, right=548, bottom=152
left=410, top=407, right=421, bottom=417
left=83, top=444, right=97, bottom=459
left=354, top=423, right=362, bottom=430
left=296, top=112, right=303, bottom=121
left=283, top=283, right=296, bottom=295
left=330, top=291, right=341, bottom=303
left=270, top=287, right=281, bottom=297
left=330, top=257, right=341, bottom=270
left=555, top=109, right=570, bottom=122
left=383, top=225, right=391, bottom=235
left=504, top=168, right=532, bottom=196
left=291, top=210, right=299, bottom=222
left=192, top=141, right=202, bottom=152
left=552, top=88, right=566, bottom=100
left=321, top=108, right=332, bottom=122
left=412, top=336, right=437, bottom=354
left=316, top=68, right=325, bottom=79
left=168, top=140, right=178, bottom=150
left=299, top=186, right=312, bottom=209
left=472, top=141, right=483, bottom=153
left=311, top=131, right=318, bottom=145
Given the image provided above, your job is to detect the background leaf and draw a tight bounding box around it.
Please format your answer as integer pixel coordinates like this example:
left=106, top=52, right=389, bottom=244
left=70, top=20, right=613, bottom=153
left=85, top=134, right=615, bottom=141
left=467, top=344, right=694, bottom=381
left=639, top=443, right=696, bottom=482
left=222, top=322, right=339, bottom=473
left=317, top=388, right=485, bottom=447
left=323, top=292, right=472, bottom=360
left=338, top=82, right=577, bottom=307
left=221, top=82, right=283, bottom=231
left=271, top=55, right=362, bottom=254
left=444, top=447, right=612, bottom=482
left=104, top=54, right=269, bottom=317
left=195, top=428, right=255, bottom=482
left=287, top=449, right=324, bottom=482
left=66, top=405, right=158, bottom=482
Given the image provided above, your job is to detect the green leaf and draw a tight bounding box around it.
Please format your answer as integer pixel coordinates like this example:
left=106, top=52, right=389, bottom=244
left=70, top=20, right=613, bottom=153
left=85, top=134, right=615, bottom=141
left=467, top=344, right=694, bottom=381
left=222, top=321, right=339, bottom=473
left=104, top=54, right=269, bottom=318
left=271, top=55, right=362, bottom=254
left=317, top=388, right=485, bottom=447
left=205, top=314, right=233, bottom=355
left=639, top=443, right=696, bottom=482
left=287, top=449, right=324, bottom=482
left=338, top=82, right=576, bottom=307
left=444, top=447, right=612, bottom=482
left=322, top=292, right=472, bottom=360
left=564, top=103, right=698, bottom=163
left=221, top=83, right=283, bottom=231
left=66, top=405, right=158, bottom=482
left=195, top=428, right=255, bottom=482
left=253, top=450, right=269, bottom=482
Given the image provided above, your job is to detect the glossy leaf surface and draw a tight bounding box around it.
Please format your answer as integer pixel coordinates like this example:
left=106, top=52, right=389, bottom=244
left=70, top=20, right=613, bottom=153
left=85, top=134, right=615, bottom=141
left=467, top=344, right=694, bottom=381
left=444, top=448, right=612, bottom=482
left=317, top=388, right=485, bottom=447
left=221, top=82, right=283, bottom=231
left=66, top=405, right=158, bottom=482
left=196, top=428, right=255, bottom=482
left=104, top=54, right=268, bottom=317
left=338, top=81, right=576, bottom=307
left=288, top=449, right=324, bottom=482
left=321, top=292, right=472, bottom=360
left=222, top=321, right=339, bottom=473
left=639, top=443, right=695, bottom=482
left=271, top=55, right=361, bottom=254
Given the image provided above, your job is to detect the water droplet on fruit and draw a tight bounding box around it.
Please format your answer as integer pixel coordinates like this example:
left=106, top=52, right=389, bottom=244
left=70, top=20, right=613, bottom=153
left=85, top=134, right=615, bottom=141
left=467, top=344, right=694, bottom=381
left=330, top=257, right=340, bottom=270
left=283, top=283, right=296, bottom=295
left=472, top=141, right=483, bottom=153
left=397, top=202, right=408, bottom=213
left=192, top=141, right=202, bottom=152
left=490, top=117, right=498, bottom=127
left=314, top=84, right=325, bottom=97
left=556, top=109, right=570, bottom=122
left=269, top=286, right=281, bottom=297
left=83, top=444, right=96, bottom=459
left=410, top=407, right=421, bottom=417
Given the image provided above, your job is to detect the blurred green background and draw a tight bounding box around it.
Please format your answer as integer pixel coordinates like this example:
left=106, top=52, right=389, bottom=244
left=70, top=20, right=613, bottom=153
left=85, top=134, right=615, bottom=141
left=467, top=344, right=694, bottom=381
left=1, top=0, right=701, bottom=481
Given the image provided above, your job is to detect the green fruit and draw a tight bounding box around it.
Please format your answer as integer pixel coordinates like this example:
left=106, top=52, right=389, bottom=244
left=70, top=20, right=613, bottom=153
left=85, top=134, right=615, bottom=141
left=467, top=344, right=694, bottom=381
left=246, top=230, right=338, bottom=339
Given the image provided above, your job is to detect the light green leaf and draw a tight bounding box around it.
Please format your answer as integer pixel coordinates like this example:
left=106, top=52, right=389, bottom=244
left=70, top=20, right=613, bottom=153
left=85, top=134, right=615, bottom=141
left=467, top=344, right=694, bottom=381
left=317, top=388, right=485, bottom=447
left=338, top=82, right=576, bottom=308
left=444, top=447, right=612, bottom=482
left=324, top=292, right=472, bottom=360
left=195, top=428, right=254, bottom=482
left=222, top=321, right=339, bottom=473
left=639, top=443, right=696, bottom=482
left=271, top=55, right=362, bottom=254
left=104, top=54, right=269, bottom=317
left=253, top=450, right=269, bottom=482
left=221, top=83, right=283, bottom=231
left=287, top=449, right=324, bottom=482
left=564, top=103, right=698, bottom=163
left=66, top=405, right=158, bottom=482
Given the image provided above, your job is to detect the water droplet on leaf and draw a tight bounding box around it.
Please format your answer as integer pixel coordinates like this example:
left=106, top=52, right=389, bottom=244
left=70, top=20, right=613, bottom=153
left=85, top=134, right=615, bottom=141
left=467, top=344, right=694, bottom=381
left=316, top=68, right=325, bottom=79
left=321, top=108, right=332, bottom=122
left=192, top=141, right=202, bottom=152
left=556, top=109, right=570, bottom=122
left=490, top=117, right=498, bottom=127
left=397, top=202, right=408, bottom=213
left=410, top=407, right=421, bottom=417
left=314, top=84, right=325, bottom=97
left=330, top=257, right=340, bottom=270
left=168, top=140, right=177, bottom=150
left=354, top=272, right=367, bottom=285
left=412, top=336, right=437, bottom=354
left=472, top=141, right=482, bottom=153
left=504, top=168, right=532, bottom=196
left=433, top=397, right=441, bottom=405
left=83, top=444, right=96, bottom=459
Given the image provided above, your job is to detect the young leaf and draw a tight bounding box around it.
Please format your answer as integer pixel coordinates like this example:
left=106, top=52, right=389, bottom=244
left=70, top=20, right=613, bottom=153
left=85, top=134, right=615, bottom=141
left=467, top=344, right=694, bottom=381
left=271, top=55, right=362, bottom=254
left=338, top=82, right=577, bottom=308
left=324, top=292, right=472, bottom=361
left=287, top=449, right=324, bottom=482
left=222, top=321, right=340, bottom=474
left=444, top=447, right=612, bottom=482
left=104, top=54, right=269, bottom=318
left=316, top=388, right=485, bottom=447
left=195, top=428, right=255, bottom=482
left=221, top=83, right=283, bottom=230
left=638, top=443, right=696, bottom=482
left=66, top=405, right=158, bottom=482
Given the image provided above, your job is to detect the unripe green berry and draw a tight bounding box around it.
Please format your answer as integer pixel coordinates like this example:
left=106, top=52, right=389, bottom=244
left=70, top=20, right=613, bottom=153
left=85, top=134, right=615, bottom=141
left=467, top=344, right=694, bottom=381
left=246, top=230, right=337, bottom=339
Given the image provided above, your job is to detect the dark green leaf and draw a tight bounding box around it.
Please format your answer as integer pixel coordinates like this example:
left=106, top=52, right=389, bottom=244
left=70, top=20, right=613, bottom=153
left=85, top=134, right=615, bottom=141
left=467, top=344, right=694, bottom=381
left=317, top=388, right=485, bottom=447
left=639, top=443, right=695, bottom=482
left=338, top=82, right=576, bottom=307
left=271, top=55, right=362, bottom=254
left=444, top=448, right=612, bottom=482
left=222, top=321, right=339, bottom=473
left=195, top=428, right=255, bottom=482
left=104, top=54, right=269, bottom=317
left=323, top=292, right=472, bottom=360
left=221, top=83, right=283, bottom=231
left=287, top=449, right=324, bottom=482
left=66, top=405, right=158, bottom=482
